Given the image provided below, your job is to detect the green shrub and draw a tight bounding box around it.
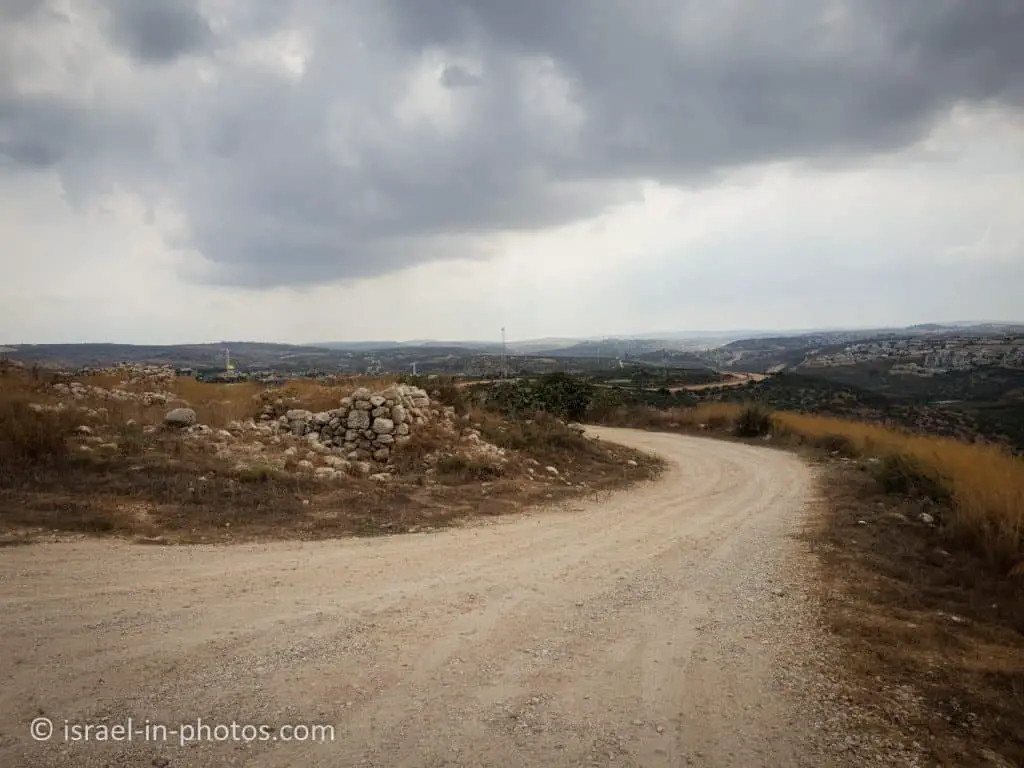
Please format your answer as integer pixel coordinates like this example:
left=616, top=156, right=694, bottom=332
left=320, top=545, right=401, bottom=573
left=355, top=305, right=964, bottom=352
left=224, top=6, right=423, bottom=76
left=873, top=453, right=951, bottom=504
left=534, top=373, right=593, bottom=421
left=236, top=465, right=275, bottom=483
left=733, top=404, right=773, bottom=437
left=814, top=433, right=858, bottom=456
left=585, top=387, right=626, bottom=420
left=482, top=374, right=594, bottom=422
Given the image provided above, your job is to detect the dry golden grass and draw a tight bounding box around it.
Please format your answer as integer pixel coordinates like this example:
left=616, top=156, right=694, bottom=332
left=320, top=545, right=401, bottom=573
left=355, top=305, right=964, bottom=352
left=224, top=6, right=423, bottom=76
left=167, top=378, right=259, bottom=422
left=772, top=412, right=909, bottom=456
left=278, top=380, right=344, bottom=413
left=773, top=412, right=1024, bottom=569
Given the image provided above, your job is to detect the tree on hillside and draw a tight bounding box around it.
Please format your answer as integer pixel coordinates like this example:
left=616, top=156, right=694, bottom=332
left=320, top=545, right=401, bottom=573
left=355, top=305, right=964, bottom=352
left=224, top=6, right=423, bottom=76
left=534, top=373, right=594, bottom=421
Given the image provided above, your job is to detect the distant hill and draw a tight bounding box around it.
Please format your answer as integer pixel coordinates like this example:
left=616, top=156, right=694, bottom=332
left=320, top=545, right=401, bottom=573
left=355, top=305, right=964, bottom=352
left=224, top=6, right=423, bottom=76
left=7, top=323, right=1021, bottom=376
left=309, top=340, right=502, bottom=353
left=2, top=342, right=344, bottom=371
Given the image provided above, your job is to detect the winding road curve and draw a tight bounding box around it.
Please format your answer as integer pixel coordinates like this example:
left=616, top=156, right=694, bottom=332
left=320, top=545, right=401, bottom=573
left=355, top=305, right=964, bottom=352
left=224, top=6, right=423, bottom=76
left=0, top=428, right=858, bottom=767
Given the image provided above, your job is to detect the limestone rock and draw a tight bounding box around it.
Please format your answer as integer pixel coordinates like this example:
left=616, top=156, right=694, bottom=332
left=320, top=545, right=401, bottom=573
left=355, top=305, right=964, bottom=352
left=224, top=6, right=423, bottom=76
left=163, top=408, right=196, bottom=428
left=347, top=410, right=371, bottom=430
left=373, top=418, right=395, bottom=435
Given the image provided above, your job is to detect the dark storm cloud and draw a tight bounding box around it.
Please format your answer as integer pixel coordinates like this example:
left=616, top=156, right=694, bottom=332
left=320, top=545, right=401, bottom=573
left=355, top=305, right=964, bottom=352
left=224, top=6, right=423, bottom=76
left=102, top=0, right=212, bottom=63
left=0, top=94, right=79, bottom=168
left=385, top=0, right=1024, bottom=177
left=0, top=0, right=49, bottom=22
left=0, top=0, right=1022, bottom=287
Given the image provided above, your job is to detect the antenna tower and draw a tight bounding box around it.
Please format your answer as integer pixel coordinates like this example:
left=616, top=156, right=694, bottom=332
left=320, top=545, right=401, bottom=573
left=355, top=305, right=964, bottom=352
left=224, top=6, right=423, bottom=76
left=501, top=327, right=507, bottom=378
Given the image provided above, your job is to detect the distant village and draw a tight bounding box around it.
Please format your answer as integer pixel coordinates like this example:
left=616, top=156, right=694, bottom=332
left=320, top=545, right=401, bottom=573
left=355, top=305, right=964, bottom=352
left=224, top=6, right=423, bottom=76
left=803, top=334, right=1024, bottom=375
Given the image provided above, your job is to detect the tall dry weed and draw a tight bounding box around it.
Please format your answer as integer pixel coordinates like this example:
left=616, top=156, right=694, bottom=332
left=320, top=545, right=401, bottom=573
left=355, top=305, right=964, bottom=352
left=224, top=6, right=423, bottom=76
left=774, top=411, right=1024, bottom=568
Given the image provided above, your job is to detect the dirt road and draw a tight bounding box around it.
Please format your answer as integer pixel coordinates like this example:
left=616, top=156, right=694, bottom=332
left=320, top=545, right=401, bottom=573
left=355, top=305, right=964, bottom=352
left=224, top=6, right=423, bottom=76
left=0, top=429, right=887, bottom=767
left=670, top=372, right=767, bottom=392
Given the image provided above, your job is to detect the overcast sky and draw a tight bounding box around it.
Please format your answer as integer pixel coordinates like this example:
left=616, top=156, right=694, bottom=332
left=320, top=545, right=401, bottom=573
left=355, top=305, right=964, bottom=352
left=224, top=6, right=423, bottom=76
left=2, top=0, right=1023, bottom=344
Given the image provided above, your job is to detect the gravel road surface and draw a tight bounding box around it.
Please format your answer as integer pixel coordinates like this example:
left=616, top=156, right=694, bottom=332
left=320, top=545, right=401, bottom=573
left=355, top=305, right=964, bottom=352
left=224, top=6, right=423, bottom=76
left=0, top=428, right=916, bottom=767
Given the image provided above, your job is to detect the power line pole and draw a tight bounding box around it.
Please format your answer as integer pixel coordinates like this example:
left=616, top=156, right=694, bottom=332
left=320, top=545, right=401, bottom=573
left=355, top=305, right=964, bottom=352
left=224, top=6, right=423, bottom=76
left=501, top=327, right=507, bottom=378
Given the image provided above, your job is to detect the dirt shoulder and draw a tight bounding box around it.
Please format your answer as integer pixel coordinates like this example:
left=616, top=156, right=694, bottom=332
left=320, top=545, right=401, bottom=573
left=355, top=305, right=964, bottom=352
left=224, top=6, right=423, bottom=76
left=810, top=458, right=1024, bottom=767
left=0, top=429, right=914, bottom=768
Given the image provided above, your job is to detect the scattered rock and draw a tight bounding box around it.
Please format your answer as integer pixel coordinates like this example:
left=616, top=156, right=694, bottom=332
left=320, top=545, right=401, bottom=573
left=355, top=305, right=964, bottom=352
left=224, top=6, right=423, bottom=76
left=163, top=407, right=197, bottom=428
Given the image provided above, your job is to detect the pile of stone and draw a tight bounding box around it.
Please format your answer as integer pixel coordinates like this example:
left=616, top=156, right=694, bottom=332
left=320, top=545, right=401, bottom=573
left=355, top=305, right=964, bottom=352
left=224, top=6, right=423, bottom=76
left=152, top=384, right=516, bottom=481
left=52, top=381, right=179, bottom=407
left=156, top=384, right=450, bottom=468
left=270, top=384, right=436, bottom=463
left=70, top=362, right=175, bottom=378
left=118, top=364, right=177, bottom=389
